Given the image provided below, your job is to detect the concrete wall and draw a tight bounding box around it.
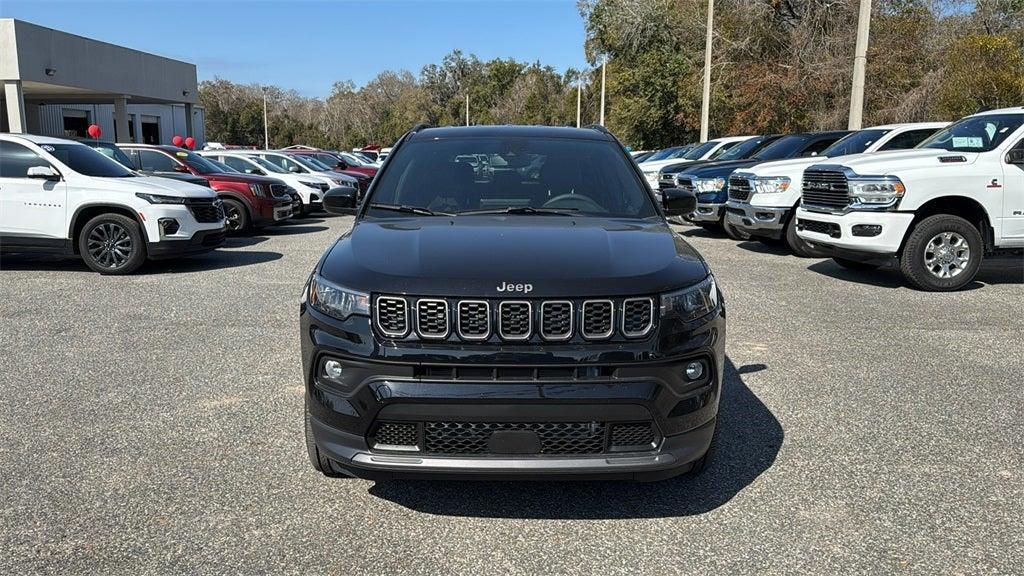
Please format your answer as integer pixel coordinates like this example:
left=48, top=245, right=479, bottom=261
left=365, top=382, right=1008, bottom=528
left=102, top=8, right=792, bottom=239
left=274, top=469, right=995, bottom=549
left=37, top=103, right=205, bottom=145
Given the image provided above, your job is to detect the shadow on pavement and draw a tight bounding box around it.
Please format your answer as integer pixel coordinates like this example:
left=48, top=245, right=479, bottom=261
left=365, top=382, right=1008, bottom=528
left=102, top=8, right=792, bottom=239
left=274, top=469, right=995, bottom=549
left=367, top=357, right=783, bottom=519
left=807, top=256, right=1023, bottom=289
left=677, top=226, right=727, bottom=239
left=262, top=225, right=329, bottom=236
left=0, top=249, right=283, bottom=274
left=735, top=239, right=792, bottom=256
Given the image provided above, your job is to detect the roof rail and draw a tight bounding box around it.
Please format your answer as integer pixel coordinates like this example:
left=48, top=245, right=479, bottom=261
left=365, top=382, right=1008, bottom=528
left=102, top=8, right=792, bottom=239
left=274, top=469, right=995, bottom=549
left=583, top=123, right=611, bottom=135
left=409, top=123, right=431, bottom=134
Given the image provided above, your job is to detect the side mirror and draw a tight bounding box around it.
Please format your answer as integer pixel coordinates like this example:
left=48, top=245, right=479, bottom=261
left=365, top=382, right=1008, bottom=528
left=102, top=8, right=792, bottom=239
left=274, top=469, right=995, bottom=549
left=288, top=165, right=301, bottom=173
left=1007, top=149, right=1024, bottom=165
left=322, top=186, right=358, bottom=215
left=662, top=187, right=697, bottom=216
left=27, top=165, right=60, bottom=180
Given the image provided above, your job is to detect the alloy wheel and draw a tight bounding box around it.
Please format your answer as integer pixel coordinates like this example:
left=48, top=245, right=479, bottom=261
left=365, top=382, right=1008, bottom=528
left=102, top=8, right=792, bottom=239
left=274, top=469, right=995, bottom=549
left=923, top=232, right=970, bottom=279
left=225, top=204, right=242, bottom=231
left=86, top=222, right=133, bottom=269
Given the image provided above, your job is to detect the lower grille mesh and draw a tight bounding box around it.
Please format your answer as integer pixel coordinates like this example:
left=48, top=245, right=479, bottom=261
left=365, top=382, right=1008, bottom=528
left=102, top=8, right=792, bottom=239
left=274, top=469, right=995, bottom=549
left=374, top=422, right=418, bottom=447
left=424, top=422, right=607, bottom=455
left=610, top=423, right=656, bottom=447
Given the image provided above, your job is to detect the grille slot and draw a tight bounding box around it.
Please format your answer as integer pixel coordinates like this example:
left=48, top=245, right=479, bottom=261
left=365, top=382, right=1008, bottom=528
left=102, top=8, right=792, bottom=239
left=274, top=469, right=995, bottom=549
left=423, top=422, right=608, bottom=455
left=797, top=218, right=841, bottom=238
left=581, top=300, right=614, bottom=339
left=416, top=299, right=449, bottom=339
left=802, top=168, right=850, bottom=210
left=540, top=301, right=573, bottom=341
left=610, top=422, right=656, bottom=449
left=375, top=296, right=409, bottom=338
left=498, top=301, right=532, bottom=340
left=457, top=300, right=490, bottom=340
left=373, top=422, right=419, bottom=451
left=728, top=175, right=752, bottom=201
left=186, top=199, right=224, bottom=223
left=675, top=177, right=694, bottom=193
left=621, top=298, right=654, bottom=338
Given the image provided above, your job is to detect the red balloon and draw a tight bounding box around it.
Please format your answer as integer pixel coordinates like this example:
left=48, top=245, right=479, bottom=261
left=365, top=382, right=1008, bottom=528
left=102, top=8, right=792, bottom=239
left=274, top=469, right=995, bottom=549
left=172, top=135, right=184, bottom=147
left=184, top=137, right=196, bottom=150
left=87, top=124, right=102, bottom=139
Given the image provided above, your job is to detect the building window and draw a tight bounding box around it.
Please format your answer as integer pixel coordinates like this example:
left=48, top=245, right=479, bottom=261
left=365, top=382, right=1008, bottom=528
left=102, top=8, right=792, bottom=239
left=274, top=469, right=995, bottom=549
left=113, top=113, right=136, bottom=143
left=62, top=109, right=90, bottom=138
left=141, top=115, right=160, bottom=145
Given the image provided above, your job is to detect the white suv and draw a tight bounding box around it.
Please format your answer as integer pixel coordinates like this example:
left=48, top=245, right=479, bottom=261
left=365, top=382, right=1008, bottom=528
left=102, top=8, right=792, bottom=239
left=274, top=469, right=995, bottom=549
left=725, top=122, right=947, bottom=256
left=198, top=151, right=338, bottom=215
left=796, top=108, right=1024, bottom=290
left=0, top=134, right=226, bottom=274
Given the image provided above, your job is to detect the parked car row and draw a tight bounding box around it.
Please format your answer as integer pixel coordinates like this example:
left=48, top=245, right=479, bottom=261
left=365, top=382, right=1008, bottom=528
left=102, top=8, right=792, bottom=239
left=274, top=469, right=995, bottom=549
left=655, top=107, right=1024, bottom=291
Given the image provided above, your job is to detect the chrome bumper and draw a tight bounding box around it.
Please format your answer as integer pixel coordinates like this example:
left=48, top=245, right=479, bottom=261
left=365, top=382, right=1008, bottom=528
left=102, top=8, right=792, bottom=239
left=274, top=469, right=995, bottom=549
left=725, top=201, right=790, bottom=238
left=685, top=202, right=724, bottom=224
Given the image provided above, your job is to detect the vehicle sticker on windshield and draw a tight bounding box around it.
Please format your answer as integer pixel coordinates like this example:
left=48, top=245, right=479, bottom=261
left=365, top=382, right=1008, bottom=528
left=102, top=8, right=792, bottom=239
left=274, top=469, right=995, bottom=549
left=951, top=137, right=983, bottom=148
left=41, top=145, right=55, bottom=152
left=176, top=152, right=189, bottom=157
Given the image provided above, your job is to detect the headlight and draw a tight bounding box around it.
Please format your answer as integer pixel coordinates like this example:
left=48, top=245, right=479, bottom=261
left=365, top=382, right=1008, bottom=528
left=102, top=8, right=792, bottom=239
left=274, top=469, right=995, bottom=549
left=660, top=275, right=719, bottom=322
left=848, top=177, right=906, bottom=204
left=692, top=177, right=725, bottom=193
left=643, top=170, right=659, bottom=178
left=135, top=192, right=186, bottom=204
left=308, top=274, right=369, bottom=320
left=330, top=177, right=349, bottom=186
left=298, top=180, right=321, bottom=189
left=248, top=183, right=265, bottom=197
left=751, top=176, right=791, bottom=195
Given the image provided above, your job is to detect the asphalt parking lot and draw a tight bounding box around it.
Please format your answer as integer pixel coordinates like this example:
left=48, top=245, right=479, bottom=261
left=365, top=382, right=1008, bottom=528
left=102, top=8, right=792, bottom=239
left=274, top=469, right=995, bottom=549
left=2, top=215, right=1021, bottom=575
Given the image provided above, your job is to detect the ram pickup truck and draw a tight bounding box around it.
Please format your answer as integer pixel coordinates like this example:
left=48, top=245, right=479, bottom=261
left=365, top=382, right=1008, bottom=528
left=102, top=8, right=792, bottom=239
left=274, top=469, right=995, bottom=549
left=725, top=123, right=946, bottom=256
left=0, top=134, right=226, bottom=274
left=639, top=136, right=750, bottom=188
left=301, top=124, right=723, bottom=481
left=796, top=107, right=1024, bottom=291
left=679, top=131, right=850, bottom=238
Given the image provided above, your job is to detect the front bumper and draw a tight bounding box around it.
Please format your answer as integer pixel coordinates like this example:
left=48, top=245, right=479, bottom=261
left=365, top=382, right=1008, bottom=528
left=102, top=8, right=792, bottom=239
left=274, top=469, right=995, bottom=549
left=684, top=202, right=725, bottom=224
left=302, top=305, right=725, bottom=481
left=725, top=201, right=789, bottom=239
left=795, top=207, right=914, bottom=255
left=147, top=226, right=227, bottom=259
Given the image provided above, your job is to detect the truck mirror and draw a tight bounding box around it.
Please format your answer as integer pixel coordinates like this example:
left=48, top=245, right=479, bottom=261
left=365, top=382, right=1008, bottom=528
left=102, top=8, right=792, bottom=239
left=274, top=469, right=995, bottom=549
left=323, top=187, right=358, bottom=215
left=1007, top=149, right=1024, bottom=165
left=663, top=188, right=697, bottom=216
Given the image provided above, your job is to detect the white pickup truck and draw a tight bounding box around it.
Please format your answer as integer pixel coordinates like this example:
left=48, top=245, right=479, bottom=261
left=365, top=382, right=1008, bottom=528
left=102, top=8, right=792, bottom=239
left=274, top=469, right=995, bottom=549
left=795, top=107, right=1024, bottom=291
left=725, top=122, right=947, bottom=256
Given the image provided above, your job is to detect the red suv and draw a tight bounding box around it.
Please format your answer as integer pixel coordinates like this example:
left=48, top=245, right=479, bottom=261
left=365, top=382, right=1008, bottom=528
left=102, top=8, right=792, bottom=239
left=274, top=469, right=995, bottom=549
left=120, top=145, right=294, bottom=233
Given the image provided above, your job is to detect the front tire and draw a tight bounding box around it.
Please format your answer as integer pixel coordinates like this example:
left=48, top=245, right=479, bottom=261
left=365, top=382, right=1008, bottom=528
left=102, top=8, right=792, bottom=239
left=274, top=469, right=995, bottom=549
left=222, top=198, right=251, bottom=233
left=723, top=217, right=750, bottom=241
left=304, top=408, right=347, bottom=478
left=78, top=213, right=147, bottom=275
left=784, top=214, right=828, bottom=258
left=899, top=214, right=983, bottom=291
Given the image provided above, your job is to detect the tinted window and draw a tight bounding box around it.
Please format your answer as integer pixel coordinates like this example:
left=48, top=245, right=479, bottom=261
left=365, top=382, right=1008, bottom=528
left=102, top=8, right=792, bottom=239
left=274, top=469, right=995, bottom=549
left=0, top=141, right=53, bottom=177
left=46, top=143, right=135, bottom=177
left=221, top=155, right=258, bottom=173
left=137, top=150, right=179, bottom=172
left=921, top=114, right=1024, bottom=153
left=179, top=151, right=229, bottom=175
left=263, top=154, right=308, bottom=173
left=645, top=147, right=683, bottom=161
left=878, top=128, right=941, bottom=151
left=682, top=141, right=719, bottom=160
left=243, top=155, right=287, bottom=173
left=751, top=135, right=812, bottom=161
left=314, top=153, right=341, bottom=167
left=717, top=135, right=779, bottom=161
left=368, top=136, right=657, bottom=218
left=708, top=141, right=739, bottom=159
left=295, top=155, right=331, bottom=171
left=800, top=136, right=843, bottom=157
left=822, top=129, right=889, bottom=157
left=82, top=142, right=136, bottom=169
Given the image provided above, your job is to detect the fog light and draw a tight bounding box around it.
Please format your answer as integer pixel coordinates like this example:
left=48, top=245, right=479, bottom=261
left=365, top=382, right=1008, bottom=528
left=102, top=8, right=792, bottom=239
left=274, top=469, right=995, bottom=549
left=323, top=360, right=343, bottom=379
left=158, top=218, right=179, bottom=235
left=852, top=224, right=882, bottom=237
left=684, top=360, right=705, bottom=381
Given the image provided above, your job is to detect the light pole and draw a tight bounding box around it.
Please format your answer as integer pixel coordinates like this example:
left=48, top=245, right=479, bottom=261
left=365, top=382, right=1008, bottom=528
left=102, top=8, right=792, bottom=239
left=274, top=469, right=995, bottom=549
left=699, top=0, right=714, bottom=142
left=848, top=0, right=872, bottom=130
left=262, top=86, right=269, bottom=149
left=576, top=81, right=582, bottom=128
left=465, top=94, right=470, bottom=126
left=599, top=58, right=607, bottom=126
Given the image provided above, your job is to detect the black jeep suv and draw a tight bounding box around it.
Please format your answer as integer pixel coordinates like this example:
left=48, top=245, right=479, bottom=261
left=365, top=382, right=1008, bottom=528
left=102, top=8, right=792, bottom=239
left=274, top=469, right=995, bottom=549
left=301, top=125, right=725, bottom=481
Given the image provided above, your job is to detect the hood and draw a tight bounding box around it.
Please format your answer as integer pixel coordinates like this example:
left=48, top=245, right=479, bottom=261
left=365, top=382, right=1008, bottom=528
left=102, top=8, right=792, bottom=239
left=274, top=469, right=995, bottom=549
left=131, top=176, right=216, bottom=198
left=83, top=175, right=216, bottom=198
left=746, top=156, right=820, bottom=177
left=320, top=216, right=709, bottom=297
left=819, top=148, right=980, bottom=173
left=679, top=159, right=759, bottom=179
left=640, top=158, right=693, bottom=171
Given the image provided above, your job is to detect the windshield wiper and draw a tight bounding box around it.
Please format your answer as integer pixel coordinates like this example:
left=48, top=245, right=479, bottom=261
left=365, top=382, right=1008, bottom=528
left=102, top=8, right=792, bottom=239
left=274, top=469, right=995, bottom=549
left=458, top=206, right=579, bottom=216
left=368, top=203, right=453, bottom=216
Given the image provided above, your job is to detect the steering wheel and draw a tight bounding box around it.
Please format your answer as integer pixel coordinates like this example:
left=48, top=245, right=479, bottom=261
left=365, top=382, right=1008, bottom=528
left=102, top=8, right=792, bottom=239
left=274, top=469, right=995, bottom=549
left=542, top=193, right=607, bottom=213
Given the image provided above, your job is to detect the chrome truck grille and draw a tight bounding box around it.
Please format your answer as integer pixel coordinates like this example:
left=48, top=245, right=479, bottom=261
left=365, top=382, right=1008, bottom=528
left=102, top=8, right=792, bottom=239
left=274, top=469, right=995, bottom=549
left=802, top=168, right=850, bottom=210
left=728, top=175, right=752, bottom=201
left=373, top=295, right=655, bottom=342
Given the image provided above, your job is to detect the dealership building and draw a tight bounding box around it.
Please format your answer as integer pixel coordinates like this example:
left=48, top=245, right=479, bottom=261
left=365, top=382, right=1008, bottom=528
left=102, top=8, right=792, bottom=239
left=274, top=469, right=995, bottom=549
left=0, top=18, right=205, bottom=145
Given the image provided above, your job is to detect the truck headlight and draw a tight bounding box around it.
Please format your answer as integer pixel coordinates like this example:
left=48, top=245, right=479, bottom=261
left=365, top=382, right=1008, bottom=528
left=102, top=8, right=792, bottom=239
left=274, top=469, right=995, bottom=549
left=751, top=176, right=790, bottom=195
left=692, top=177, right=725, bottom=193
left=660, top=275, right=719, bottom=322
left=308, top=274, right=369, bottom=320
left=848, top=177, right=905, bottom=204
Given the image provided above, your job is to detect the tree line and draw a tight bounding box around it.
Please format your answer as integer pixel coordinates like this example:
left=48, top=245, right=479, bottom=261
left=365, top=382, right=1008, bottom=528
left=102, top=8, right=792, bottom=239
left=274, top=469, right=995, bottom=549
left=200, top=0, right=1024, bottom=150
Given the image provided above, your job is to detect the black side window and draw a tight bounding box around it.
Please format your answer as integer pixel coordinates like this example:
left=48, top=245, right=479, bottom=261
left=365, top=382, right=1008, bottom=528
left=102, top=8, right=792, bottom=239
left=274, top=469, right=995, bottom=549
left=800, top=137, right=839, bottom=157
left=223, top=156, right=257, bottom=173
left=0, top=141, right=52, bottom=178
left=879, top=129, right=940, bottom=151
left=137, top=150, right=177, bottom=172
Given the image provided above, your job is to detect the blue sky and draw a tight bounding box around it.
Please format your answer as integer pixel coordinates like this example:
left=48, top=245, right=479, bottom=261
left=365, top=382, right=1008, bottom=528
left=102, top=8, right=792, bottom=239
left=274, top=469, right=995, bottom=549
left=0, top=0, right=590, bottom=97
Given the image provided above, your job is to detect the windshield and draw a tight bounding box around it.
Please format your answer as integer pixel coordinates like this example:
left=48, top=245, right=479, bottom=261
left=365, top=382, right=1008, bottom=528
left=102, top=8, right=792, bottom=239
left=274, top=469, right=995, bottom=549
left=920, top=113, right=1024, bottom=153
left=244, top=155, right=287, bottom=173
left=822, top=129, right=889, bottom=157
left=683, top=141, right=722, bottom=160
left=367, top=136, right=657, bottom=218
left=181, top=150, right=230, bottom=174
left=751, top=135, right=811, bottom=161
left=340, top=153, right=366, bottom=166
left=293, top=155, right=330, bottom=171
left=46, top=143, right=135, bottom=177
left=82, top=142, right=136, bottom=169
left=716, top=136, right=773, bottom=161
left=645, top=147, right=682, bottom=161
left=208, top=159, right=238, bottom=173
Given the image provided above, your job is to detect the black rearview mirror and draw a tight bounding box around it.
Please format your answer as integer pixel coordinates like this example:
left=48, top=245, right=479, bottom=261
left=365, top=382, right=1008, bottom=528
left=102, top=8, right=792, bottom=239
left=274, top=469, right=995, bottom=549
left=662, top=187, right=698, bottom=216
left=323, top=187, right=358, bottom=215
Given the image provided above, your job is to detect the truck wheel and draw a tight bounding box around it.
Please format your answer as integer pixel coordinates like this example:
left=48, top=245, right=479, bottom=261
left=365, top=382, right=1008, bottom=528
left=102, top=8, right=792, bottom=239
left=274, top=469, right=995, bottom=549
left=833, top=257, right=880, bottom=271
left=78, top=213, right=147, bottom=275
left=723, top=217, right=750, bottom=241
left=900, top=214, right=983, bottom=291
left=784, top=215, right=828, bottom=258
left=304, top=408, right=347, bottom=478
left=222, top=198, right=251, bottom=233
